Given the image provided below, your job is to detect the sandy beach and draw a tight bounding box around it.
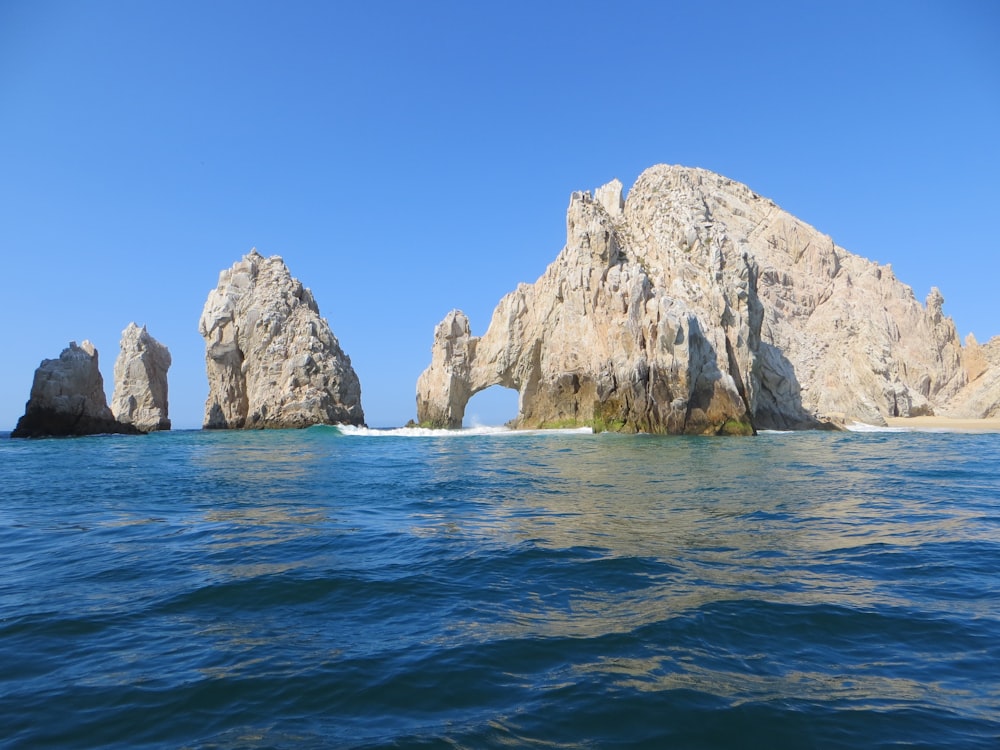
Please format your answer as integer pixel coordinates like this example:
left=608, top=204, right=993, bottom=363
left=884, top=416, right=1000, bottom=433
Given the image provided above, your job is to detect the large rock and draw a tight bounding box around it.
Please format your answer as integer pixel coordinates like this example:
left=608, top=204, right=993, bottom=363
left=12, top=341, right=139, bottom=438
left=199, top=249, right=365, bottom=429
left=416, top=165, right=997, bottom=432
left=110, top=323, right=171, bottom=432
left=417, top=174, right=759, bottom=434
left=947, top=334, right=1000, bottom=418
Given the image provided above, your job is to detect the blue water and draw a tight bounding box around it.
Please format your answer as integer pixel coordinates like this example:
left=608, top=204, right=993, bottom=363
left=1, top=426, right=998, bottom=749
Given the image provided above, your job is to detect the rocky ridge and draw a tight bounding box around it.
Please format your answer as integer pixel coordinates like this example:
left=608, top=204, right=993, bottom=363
left=12, top=341, right=140, bottom=438
left=111, top=323, right=172, bottom=432
left=417, top=165, right=998, bottom=433
left=199, top=249, right=365, bottom=429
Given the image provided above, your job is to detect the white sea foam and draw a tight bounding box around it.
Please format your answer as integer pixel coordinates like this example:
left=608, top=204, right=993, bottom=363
left=843, top=421, right=909, bottom=433
left=335, top=424, right=593, bottom=438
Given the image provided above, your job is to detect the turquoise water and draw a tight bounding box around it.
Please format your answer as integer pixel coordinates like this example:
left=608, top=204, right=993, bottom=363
left=1, top=427, right=998, bottom=749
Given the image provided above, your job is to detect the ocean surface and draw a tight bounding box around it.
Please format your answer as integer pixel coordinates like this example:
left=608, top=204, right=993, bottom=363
left=1, top=425, right=998, bottom=749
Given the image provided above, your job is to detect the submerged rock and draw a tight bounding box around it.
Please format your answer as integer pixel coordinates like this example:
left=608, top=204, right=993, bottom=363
left=199, top=249, right=365, bottom=429
left=111, top=323, right=171, bottom=432
left=12, top=341, right=139, bottom=438
left=417, top=165, right=996, bottom=433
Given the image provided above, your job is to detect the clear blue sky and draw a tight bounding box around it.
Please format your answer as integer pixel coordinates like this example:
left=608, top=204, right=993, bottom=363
left=1, top=0, right=997, bottom=430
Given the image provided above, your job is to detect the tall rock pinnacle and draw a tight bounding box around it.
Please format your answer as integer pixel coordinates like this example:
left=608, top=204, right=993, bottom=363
left=111, top=323, right=171, bottom=432
left=199, top=249, right=365, bottom=429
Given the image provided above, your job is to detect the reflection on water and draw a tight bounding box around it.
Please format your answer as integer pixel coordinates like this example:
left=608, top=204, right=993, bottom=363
left=409, top=432, right=997, bottom=618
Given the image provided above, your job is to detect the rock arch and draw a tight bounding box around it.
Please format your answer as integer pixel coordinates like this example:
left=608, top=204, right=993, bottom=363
left=416, top=165, right=986, bottom=433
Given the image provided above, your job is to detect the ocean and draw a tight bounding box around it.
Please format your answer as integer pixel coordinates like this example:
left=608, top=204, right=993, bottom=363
left=1, top=426, right=998, bottom=749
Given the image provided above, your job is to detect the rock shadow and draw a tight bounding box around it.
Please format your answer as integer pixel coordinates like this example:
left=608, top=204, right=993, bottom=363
left=683, top=317, right=755, bottom=435
left=754, top=341, right=831, bottom=430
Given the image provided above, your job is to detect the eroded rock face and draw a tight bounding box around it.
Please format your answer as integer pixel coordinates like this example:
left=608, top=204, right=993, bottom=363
left=947, top=334, right=1000, bottom=418
left=199, top=249, right=365, bottom=429
left=417, top=165, right=996, bottom=432
left=111, top=323, right=171, bottom=432
left=417, top=175, right=759, bottom=434
left=416, top=311, right=478, bottom=430
left=12, top=341, right=139, bottom=438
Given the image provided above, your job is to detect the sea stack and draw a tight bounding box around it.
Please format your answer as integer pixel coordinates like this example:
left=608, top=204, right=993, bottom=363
left=11, top=341, right=139, bottom=438
left=110, top=323, right=172, bottom=432
left=199, top=249, right=365, bottom=429
left=417, top=165, right=999, bottom=433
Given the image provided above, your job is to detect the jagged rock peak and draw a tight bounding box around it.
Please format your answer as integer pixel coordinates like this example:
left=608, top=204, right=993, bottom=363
left=199, top=250, right=365, bottom=429
left=416, top=164, right=995, bottom=433
left=111, top=323, right=171, bottom=432
left=12, top=340, right=139, bottom=438
left=594, top=178, right=624, bottom=217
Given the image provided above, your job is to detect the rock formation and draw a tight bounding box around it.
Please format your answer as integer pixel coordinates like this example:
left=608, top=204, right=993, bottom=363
left=199, top=249, right=365, bottom=429
left=110, top=323, right=171, bottom=432
left=947, top=334, right=1000, bottom=418
left=417, top=165, right=998, bottom=433
left=11, top=341, right=139, bottom=438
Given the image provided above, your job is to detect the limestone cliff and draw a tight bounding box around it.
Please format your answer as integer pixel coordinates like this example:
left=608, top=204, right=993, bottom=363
left=417, top=165, right=995, bottom=433
left=111, top=323, right=171, bottom=432
left=947, top=335, right=1000, bottom=418
left=12, top=341, right=139, bottom=438
left=199, top=249, right=365, bottom=429
left=417, top=173, right=760, bottom=434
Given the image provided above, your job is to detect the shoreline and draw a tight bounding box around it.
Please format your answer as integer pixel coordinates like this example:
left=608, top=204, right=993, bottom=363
left=884, top=416, right=1000, bottom=433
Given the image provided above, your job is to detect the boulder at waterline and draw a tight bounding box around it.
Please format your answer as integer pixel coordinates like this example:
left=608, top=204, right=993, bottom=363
left=12, top=340, right=139, bottom=438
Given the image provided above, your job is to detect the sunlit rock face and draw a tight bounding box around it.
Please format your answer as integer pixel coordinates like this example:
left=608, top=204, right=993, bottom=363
left=199, top=249, right=365, bottom=429
left=12, top=340, right=139, bottom=438
left=417, top=165, right=993, bottom=433
left=111, top=323, right=171, bottom=432
left=949, top=334, right=1000, bottom=418
left=417, top=171, right=758, bottom=434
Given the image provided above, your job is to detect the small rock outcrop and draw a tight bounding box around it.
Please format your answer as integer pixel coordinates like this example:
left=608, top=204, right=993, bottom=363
left=12, top=341, right=139, bottom=438
left=417, top=165, right=998, bottom=433
left=110, top=323, right=171, bottom=432
left=199, top=249, right=365, bottom=429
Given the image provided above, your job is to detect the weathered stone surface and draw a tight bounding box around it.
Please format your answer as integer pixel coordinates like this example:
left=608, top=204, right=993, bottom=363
left=199, top=249, right=365, bottom=429
left=12, top=341, right=139, bottom=438
left=628, top=167, right=969, bottom=428
left=111, top=323, right=171, bottom=432
left=416, top=164, right=997, bottom=432
left=415, top=310, right=476, bottom=429
left=946, top=335, right=1000, bottom=418
left=417, top=173, right=758, bottom=434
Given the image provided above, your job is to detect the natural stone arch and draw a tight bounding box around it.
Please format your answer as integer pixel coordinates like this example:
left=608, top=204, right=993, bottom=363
left=416, top=165, right=989, bottom=433
left=415, top=177, right=758, bottom=434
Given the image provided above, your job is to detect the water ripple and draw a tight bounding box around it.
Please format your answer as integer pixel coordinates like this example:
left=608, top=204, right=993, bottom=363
left=1, top=429, right=999, bottom=748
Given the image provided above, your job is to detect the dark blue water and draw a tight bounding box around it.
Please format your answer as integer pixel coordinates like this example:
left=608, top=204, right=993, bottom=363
left=1, top=426, right=998, bottom=749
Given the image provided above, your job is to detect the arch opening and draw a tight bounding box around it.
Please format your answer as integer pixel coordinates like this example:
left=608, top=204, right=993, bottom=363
left=463, top=385, right=519, bottom=428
